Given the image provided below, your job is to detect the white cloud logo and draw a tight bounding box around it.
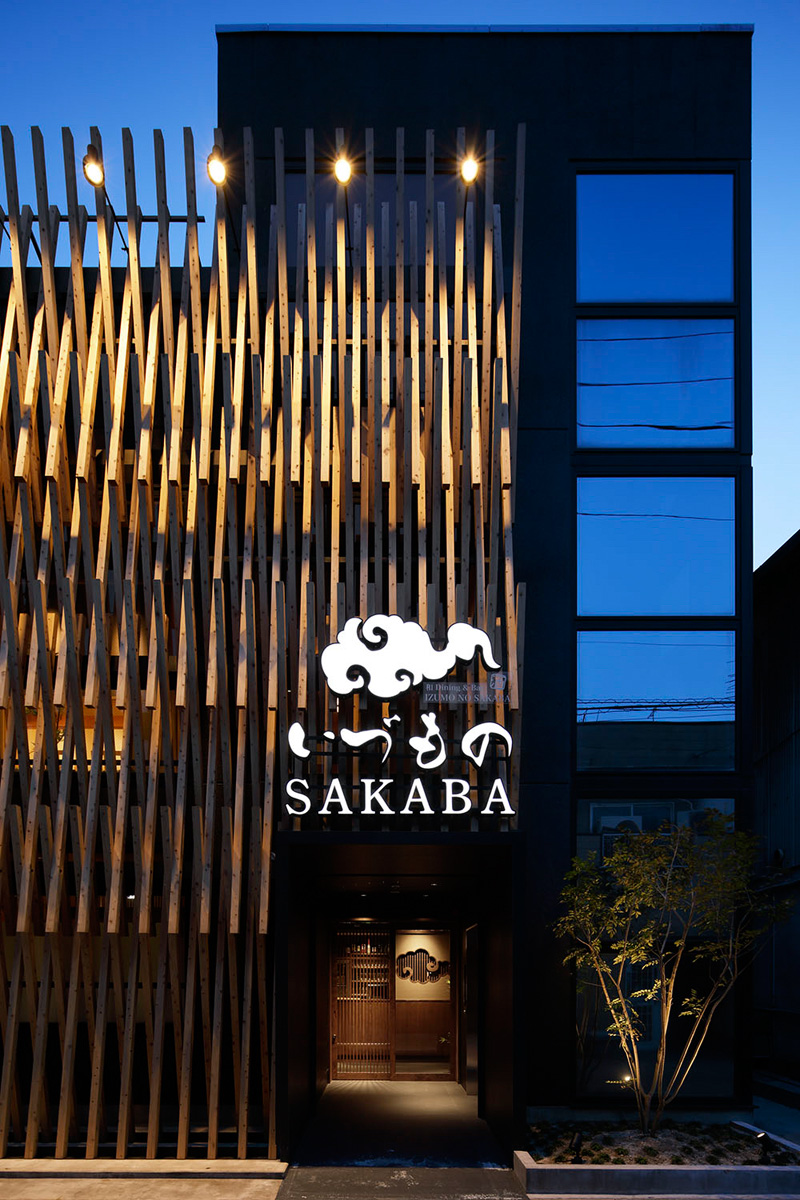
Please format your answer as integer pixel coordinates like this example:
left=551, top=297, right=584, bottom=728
left=320, top=615, right=500, bottom=700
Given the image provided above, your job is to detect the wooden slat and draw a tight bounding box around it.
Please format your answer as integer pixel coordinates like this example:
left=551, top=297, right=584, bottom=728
left=480, top=131, right=495, bottom=486
left=1, top=127, right=31, bottom=372
left=510, top=123, right=526, bottom=506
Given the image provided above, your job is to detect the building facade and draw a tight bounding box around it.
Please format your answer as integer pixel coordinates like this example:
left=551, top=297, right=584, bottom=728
left=0, top=24, right=752, bottom=1158
left=754, top=533, right=800, bottom=1090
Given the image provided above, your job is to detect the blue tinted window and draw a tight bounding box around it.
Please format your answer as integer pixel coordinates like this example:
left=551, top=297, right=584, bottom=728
left=577, top=631, right=735, bottom=724
left=577, top=174, right=734, bottom=302
left=577, top=318, right=734, bottom=448
left=578, top=477, right=735, bottom=616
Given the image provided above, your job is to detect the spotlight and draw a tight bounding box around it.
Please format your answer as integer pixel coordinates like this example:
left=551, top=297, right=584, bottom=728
left=461, top=156, right=479, bottom=184
left=82, top=144, right=105, bottom=189
left=334, top=156, right=352, bottom=185
left=207, top=147, right=227, bottom=186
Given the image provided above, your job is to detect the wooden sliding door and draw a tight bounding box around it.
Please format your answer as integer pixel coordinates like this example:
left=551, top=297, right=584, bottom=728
left=331, top=925, right=393, bottom=1078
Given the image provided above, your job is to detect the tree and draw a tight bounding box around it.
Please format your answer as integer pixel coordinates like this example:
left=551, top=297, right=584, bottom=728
left=556, top=814, right=790, bottom=1135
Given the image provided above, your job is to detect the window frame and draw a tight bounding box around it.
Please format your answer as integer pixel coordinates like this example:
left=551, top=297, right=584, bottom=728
left=572, top=161, right=750, bottom=784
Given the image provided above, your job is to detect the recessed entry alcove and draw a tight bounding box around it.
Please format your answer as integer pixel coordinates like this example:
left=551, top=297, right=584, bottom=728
left=276, top=836, right=517, bottom=1157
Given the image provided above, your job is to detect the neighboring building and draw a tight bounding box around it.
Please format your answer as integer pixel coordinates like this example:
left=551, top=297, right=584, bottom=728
left=754, top=532, right=800, bottom=1090
left=0, top=24, right=752, bottom=1158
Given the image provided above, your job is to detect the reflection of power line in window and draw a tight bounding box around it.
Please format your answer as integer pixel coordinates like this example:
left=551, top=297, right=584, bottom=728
left=578, top=331, right=732, bottom=343
left=577, top=421, right=732, bottom=431
left=578, top=376, right=732, bottom=387
left=578, top=511, right=733, bottom=522
left=579, top=699, right=733, bottom=708
left=579, top=639, right=734, bottom=648
left=578, top=697, right=735, bottom=721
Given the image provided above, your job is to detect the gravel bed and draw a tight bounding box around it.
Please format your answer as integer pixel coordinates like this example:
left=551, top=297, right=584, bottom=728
left=527, top=1119, right=800, bottom=1166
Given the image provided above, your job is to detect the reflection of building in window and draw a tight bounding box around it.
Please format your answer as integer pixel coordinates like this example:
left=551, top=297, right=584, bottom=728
left=575, top=799, right=736, bottom=865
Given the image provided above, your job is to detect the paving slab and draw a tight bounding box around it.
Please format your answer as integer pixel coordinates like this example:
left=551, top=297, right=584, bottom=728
left=0, top=1160, right=287, bottom=1175
left=0, top=1158, right=287, bottom=1200
left=276, top=1165, right=527, bottom=1198
left=0, top=1181, right=282, bottom=1200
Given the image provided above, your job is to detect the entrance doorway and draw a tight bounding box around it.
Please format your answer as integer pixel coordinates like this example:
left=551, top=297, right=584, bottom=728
left=278, top=837, right=516, bottom=1160
left=331, top=923, right=457, bottom=1080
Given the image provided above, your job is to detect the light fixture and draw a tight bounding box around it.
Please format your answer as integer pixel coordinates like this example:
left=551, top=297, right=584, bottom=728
left=207, top=147, right=227, bottom=186
left=334, top=156, right=352, bottom=185
left=82, top=144, right=105, bottom=189
left=80, top=146, right=129, bottom=253
left=461, top=156, right=479, bottom=184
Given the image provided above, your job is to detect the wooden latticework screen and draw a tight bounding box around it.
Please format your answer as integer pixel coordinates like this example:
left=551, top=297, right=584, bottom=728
left=332, top=925, right=392, bottom=1078
left=0, top=121, right=525, bottom=1156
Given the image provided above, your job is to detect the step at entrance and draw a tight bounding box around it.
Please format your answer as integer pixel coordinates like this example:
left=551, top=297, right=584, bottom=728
left=277, top=1166, right=526, bottom=1199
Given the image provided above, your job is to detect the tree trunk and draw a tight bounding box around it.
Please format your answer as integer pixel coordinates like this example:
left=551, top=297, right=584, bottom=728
left=638, top=1091, right=652, bottom=1135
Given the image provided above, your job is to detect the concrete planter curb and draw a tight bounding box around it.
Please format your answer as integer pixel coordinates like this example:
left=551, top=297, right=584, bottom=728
left=514, top=1150, right=800, bottom=1195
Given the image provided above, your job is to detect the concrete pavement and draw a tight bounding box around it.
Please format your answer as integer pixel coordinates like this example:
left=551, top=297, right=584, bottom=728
left=1, top=1087, right=799, bottom=1199
left=0, top=1158, right=287, bottom=1200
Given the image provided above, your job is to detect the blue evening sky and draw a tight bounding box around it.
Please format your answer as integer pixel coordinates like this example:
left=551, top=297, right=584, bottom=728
left=1, top=0, right=797, bottom=569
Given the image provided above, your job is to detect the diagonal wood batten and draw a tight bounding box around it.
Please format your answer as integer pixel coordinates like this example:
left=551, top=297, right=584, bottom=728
left=0, top=122, right=526, bottom=1157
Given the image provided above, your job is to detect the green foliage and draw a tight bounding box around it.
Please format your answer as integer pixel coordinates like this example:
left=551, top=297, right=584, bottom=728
left=556, top=814, right=792, bottom=1134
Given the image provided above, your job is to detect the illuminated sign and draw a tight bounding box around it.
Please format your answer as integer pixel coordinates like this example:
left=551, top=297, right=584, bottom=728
left=285, top=615, right=514, bottom=819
